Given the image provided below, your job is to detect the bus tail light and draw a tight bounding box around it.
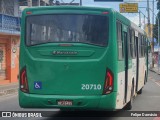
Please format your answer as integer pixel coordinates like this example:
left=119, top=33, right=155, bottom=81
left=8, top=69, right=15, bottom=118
left=26, top=11, right=32, bottom=14
left=20, top=67, right=29, bottom=93
left=103, top=69, right=113, bottom=94
left=102, top=12, right=109, bottom=14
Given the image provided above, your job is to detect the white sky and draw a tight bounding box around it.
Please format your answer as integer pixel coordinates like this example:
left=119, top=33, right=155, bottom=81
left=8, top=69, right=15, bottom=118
left=21, top=0, right=158, bottom=29
left=64, top=0, right=158, bottom=28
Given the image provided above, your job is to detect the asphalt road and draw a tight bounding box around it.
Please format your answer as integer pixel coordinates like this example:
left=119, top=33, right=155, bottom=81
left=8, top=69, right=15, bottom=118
left=0, top=71, right=160, bottom=120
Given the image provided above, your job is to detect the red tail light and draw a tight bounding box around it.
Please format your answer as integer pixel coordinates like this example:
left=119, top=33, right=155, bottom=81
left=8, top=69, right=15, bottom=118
left=26, top=11, right=32, bottom=14
left=102, top=12, right=109, bottom=14
left=103, top=69, right=113, bottom=94
left=20, top=67, right=29, bottom=93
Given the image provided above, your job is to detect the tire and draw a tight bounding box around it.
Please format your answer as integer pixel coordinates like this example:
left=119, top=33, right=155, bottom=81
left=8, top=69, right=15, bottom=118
left=124, top=84, right=134, bottom=110
left=137, top=88, right=142, bottom=94
left=138, top=73, right=146, bottom=94
left=145, top=72, right=147, bottom=83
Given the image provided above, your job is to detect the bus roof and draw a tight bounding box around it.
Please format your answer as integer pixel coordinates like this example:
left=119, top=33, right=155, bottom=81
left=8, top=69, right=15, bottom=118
left=23, top=6, right=115, bottom=12
left=23, top=6, right=146, bottom=36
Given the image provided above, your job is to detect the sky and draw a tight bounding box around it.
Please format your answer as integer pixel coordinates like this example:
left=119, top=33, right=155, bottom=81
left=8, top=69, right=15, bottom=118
left=60, top=0, right=158, bottom=29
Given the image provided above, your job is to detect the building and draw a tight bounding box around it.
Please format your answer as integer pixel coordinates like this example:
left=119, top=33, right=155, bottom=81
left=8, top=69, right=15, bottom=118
left=0, top=0, right=79, bottom=85
left=0, top=0, right=20, bottom=84
left=144, top=24, right=160, bottom=67
left=144, top=24, right=154, bottom=41
left=19, top=0, right=49, bottom=6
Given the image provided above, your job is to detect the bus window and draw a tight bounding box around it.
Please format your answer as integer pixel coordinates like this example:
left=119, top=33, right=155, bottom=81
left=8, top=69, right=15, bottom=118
left=141, top=36, right=144, bottom=57
left=129, top=29, right=133, bottom=58
left=127, top=28, right=131, bottom=59
left=144, top=37, right=147, bottom=56
left=134, top=36, right=137, bottom=57
left=129, top=29, right=136, bottom=59
left=138, top=34, right=141, bottom=57
left=26, top=14, right=109, bottom=46
left=116, top=21, right=123, bottom=60
left=130, top=30, right=133, bottom=58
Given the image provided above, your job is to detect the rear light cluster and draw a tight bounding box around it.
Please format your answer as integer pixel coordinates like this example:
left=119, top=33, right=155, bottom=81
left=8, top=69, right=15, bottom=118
left=102, top=11, right=109, bottom=14
left=103, top=69, right=113, bottom=94
left=26, top=11, right=32, bottom=14
left=20, top=67, right=29, bottom=93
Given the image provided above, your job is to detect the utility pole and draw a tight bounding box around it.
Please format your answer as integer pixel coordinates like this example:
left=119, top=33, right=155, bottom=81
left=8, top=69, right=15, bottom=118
left=38, top=0, right=40, bottom=6
left=144, top=15, right=145, bottom=27
left=158, top=18, right=160, bottom=72
left=80, top=0, right=82, bottom=6
left=139, top=10, right=141, bottom=27
left=152, top=0, right=154, bottom=34
left=147, top=0, right=153, bottom=68
left=152, top=0, right=155, bottom=67
left=28, top=0, right=32, bottom=7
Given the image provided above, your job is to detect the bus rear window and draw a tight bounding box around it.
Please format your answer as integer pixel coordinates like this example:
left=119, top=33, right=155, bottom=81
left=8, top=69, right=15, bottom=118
left=26, top=14, right=109, bottom=46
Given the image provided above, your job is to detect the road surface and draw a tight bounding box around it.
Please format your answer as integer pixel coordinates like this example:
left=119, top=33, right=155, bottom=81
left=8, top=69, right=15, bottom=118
left=0, top=71, right=160, bottom=120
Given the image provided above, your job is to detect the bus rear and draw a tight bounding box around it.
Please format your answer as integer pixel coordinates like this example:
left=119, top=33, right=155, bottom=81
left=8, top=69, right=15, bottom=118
left=19, top=6, right=117, bottom=110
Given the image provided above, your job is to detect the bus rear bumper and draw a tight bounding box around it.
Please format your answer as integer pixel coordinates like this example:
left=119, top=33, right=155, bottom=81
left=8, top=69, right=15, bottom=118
left=19, top=90, right=117, bottom=110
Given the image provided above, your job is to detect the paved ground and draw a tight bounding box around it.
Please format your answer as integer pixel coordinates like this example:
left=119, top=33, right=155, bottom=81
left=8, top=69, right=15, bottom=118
left=149, top=64, right=160, bottom=75
left=0, top=83, right=18, bottom=96
left=0, top=71, right=160, bottom=120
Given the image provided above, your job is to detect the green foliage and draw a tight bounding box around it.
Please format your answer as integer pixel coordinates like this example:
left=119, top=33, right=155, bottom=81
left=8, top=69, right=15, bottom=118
left=153, top=12, right=160, bottom=44
left=157, top=1, right=160, bottom=10
left=155, top=1, right=160, bottom=44
left=153, top=19, right=158, bottom=42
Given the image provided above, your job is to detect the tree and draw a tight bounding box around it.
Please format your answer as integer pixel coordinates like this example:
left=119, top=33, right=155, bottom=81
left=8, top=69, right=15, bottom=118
left=153, top=15, right=158, bottom=44
left=153, top=2, right=160, bottom=45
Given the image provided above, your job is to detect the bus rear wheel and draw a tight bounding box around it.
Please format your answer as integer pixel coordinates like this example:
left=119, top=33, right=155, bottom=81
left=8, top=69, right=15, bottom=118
left=144, top=72, right=147, bottom=84
left=124, top=84, right=134, bottom=110
left=138, top=74, right=146, bottom=94
left=137, top=88, right=142, bottom=94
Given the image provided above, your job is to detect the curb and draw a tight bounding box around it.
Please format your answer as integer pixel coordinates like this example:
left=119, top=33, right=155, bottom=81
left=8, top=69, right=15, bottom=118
left=149, top=69, right=160, bottom=75
left=0, top=83, right=18, bottom=96
left=149, top=69, right=156, bottom=73
left=0, top=88, right=18, bottom=96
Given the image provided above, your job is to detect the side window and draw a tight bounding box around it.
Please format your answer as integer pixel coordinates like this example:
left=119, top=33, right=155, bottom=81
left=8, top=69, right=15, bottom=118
left=138, top=34, right=141, bottom=57
left=144, top=37, right=145, bottom=56
left=141, top=35, right=144, bottom=57
left=128, top=28, right=131, bottom=59
left=130, top=29, right=135, bottom=59
left=132, top=30, right=135, bottom=58
left=144, top=37, right=146, bottom=56
left=134, top=36, right=137, bottom=57
left=130, top=29, right=133, bottom=58
left=116, top=21, right=123, bottom=60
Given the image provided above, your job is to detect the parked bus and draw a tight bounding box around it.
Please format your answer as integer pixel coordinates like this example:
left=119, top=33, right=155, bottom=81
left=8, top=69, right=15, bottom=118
left=19, top=6, right=148, bottom=110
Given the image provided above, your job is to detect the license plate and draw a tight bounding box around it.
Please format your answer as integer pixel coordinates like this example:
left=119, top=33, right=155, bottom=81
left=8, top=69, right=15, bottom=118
left=57, top=100, right=73, bottom=106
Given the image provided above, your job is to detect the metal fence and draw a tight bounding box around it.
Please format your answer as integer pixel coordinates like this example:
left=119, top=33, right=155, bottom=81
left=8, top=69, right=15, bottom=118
left=0, top=14, right=20, bottom=35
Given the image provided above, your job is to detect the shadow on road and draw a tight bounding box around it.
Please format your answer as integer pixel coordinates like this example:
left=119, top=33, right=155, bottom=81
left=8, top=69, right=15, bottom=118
left=44, top=110, right=126, bottom=120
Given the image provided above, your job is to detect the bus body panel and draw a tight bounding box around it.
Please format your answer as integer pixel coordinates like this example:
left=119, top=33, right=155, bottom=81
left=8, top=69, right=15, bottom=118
left=19, top=6, right=148, bottom=110
left=19, top=90, right=117, bottom=110
left=137, top=57, right=146, bottom=91
left=131, top=58, right=137, bottom=95
left=23, top=45, right=112, bottom=95
left=115, top=70, right=125, bottom=109
left=19, top=7, right=117, bottom=96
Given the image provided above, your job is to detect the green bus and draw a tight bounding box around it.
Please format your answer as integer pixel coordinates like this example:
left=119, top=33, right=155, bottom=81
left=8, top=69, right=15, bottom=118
left=19, top=6, right=148, bottom=110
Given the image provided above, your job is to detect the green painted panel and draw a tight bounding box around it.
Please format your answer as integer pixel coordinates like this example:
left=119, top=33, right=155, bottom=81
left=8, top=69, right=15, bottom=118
left=19, top=90, right=116, bottom=110
left=20, top=6, right=146, bottom=110
left=20, top=6, right=118, bottom=97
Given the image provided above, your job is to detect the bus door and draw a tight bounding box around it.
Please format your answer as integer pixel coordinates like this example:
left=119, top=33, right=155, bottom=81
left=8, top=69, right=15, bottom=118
left=122, top=25, right=128, bottom=103
left=135, top=32, right=139, bottom=92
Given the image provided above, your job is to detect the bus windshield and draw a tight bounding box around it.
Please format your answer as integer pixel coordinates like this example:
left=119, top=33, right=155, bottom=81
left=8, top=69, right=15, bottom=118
left=26, top=14, right=109, bottom=46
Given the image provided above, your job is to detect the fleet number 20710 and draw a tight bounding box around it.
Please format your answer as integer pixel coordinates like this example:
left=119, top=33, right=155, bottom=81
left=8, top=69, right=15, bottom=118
left=81, top=84, right=101, bottom=90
